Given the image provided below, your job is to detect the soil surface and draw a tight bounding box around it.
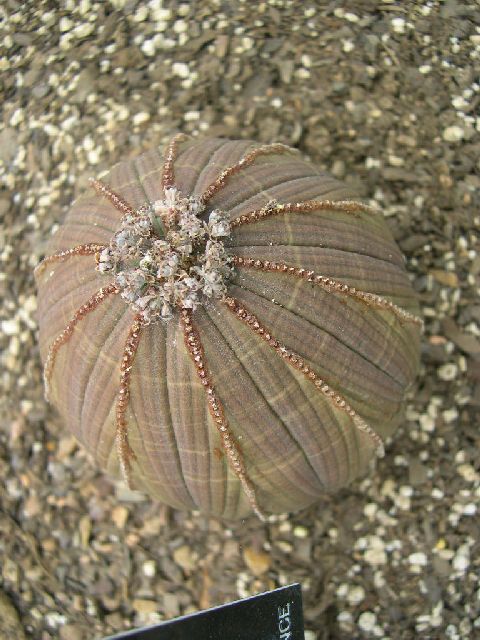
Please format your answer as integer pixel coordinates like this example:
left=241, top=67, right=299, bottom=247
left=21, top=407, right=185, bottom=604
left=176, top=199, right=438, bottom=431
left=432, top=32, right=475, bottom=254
left=1, top=2, right=479, bottom=639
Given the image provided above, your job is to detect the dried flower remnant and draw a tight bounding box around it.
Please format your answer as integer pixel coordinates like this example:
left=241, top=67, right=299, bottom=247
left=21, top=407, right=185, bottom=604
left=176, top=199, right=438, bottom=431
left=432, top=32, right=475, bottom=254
left=94, top=184, right=233, bottom=323
left=36, top=134, right=422, bottom=519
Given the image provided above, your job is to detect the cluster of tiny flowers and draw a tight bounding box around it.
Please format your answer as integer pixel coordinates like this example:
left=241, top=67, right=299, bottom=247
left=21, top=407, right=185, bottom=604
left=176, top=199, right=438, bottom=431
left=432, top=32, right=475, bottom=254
left=97, top=188, right=232, bottom=322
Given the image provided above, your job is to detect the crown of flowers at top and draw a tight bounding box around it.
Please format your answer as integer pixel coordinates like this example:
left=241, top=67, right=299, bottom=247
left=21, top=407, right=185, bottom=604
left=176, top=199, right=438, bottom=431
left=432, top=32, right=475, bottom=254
left=96, top=187, right=233, bottom=323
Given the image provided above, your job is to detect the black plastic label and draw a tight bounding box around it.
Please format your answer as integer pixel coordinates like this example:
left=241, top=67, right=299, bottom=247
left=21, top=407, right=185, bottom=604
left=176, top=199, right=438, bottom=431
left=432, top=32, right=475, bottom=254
left=105, top=583, right=304, bottom=640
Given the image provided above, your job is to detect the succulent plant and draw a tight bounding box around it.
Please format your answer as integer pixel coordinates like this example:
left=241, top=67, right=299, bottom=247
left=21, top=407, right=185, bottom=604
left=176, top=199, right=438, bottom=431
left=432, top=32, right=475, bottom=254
left=35, top=135, right=422, bottom=520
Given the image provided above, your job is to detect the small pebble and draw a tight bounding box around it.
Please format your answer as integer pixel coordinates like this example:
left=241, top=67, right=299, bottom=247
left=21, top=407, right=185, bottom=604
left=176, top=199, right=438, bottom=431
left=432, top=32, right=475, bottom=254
left=391, top=18, right=406, bottom=33
left=132, top=112, right=150, bottom=126
left=364, top=548, right=387, bottom=566
left=172, top=62, right=190, bottom=78
left=443, top=126, right=465, bottom=142
left=132, top=599, right=158, bottom=615
left=419, top=414, right=435, bottom=432
left=293, top=525, right=309, bottom=538
left=111, top=506, right=129, bottom=529
left=141, top=39, right=156, bottom=57
left=442, top=408, right=458, bottom=423
left=347, top=585, right=365, bottom=605
left=437, top=363, right=458, bottom=381
left=74, top=23, right=95, bottom=39
left=1, top=319, right=19, bottom=336
left=358, top=611, right=377, bottom=632
left=242, top=547, right=271, bottom=576
left=452, top=553, right=469, bottom=572
left=409, top=552, right=428, bottom=566
left=142, top=560, right=156, bottom=577
left=173, top=545, right=197, bottom=573
left=59, top=17, right=73, bottom=32
left=133, top=6, right=149, bottom=22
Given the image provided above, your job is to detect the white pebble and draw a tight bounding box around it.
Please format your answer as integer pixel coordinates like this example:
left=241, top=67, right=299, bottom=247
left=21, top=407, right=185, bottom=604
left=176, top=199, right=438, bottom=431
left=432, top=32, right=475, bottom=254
left=364, top=503, right=378, bottom=520
left=452, top=96, right=468, bottom=110
left=344, top=12, right=359, bottom=23
left=276, top=541, right=293, bottom=553
left=391, top=18, right=406, bottom=33
left=1, top=319, right=19, bottom=335
left=83, top=136, right=95, bottom=151
left=301, top=54, right=312, bottom=68
left=453, top=554, right=469, bottom=572
left=74, top=23, right=95, bottom=39
left=9, top=108, right=24, bottom=126
left=87, top=149, right=100, bottom=165
left=442, top=407, right=458, bottom=423
left=419, top=64, right=431, bottom=74
left=365, top=157, right=381, bottom=169
left=337, top=610, right=352, bottom=624
left=443, top=126, right=464, bottom=142
left=133, top=112, right=150, bottom=126
left=278, top=521, right=291, bottom=534
left=400, top=485, right=413, bottom=497
left=343, top=40, right=354, bottom=53
left=59, top=17, right=73, bottom=32
left=358, top=611, right=376, bottom=632
left=463, top=503, right=476, bottom=516
left=457, top=464, right=479, bottom=482
left=364, top=548, right=387, bottom=566
left=389, top=154, right=404, bottom=166
left=336, top=583, right=348, bottom=598
left=395, top=494, right=411, bottom=511
left=45, top=612, right=67, bottom=628
left=293, top=525, right=309, bottom=538
left=142, top=560, right=156, bottom=577
left=409, top=552, right=428, bottom=566
left=295, top=68, right=310, bottom=80
left=437, top=363, right=458, bottom=381
left=241, top=36, right=254, bottom=50
left=172, top=62, right=190, bottom=78
left=133, top=6, right=149, bottom=21
left=116, top=106, right=129, bottom=121
left=347, top=585, right=365, bottom=605
left=141, top=39, right=156, bottom=57
left=184, top=110, right=200, bottom=122
left=419, top=414, right=435, bottom=432
left=150, top=5, right=171, bottom=21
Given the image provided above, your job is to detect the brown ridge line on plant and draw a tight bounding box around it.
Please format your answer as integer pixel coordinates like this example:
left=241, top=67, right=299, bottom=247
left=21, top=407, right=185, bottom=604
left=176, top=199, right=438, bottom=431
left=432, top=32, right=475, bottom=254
left=90, top=177, right=138, bottom=218
left=180, top=308, right=266, bottom=520
left=230, top=198, right=379, bottom=229
left=199, top=142, right=295, bottom=205
left=34, top=243, right=106, bottom=277
left=43, top=283, right=119, bottom=402
left=223, top=295, right=385, bottom=458
left=160, top=133, right=190, bottom=233
left=162, top=132, right=189, bottom=191
left=231, top=255, right=423, bottom=327
left=115, top=314, right=144, bottom=488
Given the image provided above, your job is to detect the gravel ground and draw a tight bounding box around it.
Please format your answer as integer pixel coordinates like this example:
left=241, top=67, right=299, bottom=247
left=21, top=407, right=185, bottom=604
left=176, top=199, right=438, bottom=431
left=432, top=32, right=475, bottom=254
left=1, top=1, right=479, bottom=639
